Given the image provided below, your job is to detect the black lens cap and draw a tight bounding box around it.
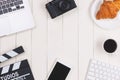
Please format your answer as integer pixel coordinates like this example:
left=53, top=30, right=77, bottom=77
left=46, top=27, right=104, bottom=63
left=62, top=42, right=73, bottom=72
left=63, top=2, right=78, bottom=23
left=103, top=39, right=117, bottom=53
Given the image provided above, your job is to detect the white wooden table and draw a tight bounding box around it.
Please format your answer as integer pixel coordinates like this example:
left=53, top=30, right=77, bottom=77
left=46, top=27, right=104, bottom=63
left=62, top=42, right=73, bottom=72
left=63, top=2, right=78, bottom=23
left=0, top=0, right=120, bottom=80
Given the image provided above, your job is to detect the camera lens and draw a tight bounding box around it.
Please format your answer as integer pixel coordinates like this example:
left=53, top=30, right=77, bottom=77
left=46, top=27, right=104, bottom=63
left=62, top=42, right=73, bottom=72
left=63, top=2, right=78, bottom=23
left=103, top=39, right=117, bottom=53
left=59, top=0, right=70, bottom=11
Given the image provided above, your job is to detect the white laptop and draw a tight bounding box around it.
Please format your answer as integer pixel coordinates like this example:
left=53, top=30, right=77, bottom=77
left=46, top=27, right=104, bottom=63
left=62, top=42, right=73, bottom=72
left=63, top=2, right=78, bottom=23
left=0, top=0, right=34, bottom=37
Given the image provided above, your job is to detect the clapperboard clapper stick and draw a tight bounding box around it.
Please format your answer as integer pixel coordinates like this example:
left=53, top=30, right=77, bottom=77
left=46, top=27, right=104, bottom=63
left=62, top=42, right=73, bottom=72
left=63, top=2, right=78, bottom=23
left=0, top=59, right=34, bottom=80
left=0, top=46, right=24, bottom=63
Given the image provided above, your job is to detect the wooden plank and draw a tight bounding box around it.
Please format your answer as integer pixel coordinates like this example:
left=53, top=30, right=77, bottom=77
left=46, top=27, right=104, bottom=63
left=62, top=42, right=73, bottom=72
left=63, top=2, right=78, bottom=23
left=78, top=0, right=94, bottom=80
left=47, top=0, right=63, bottom=74
left=32, top=0, right=48, bottom=79
left=62, top=5, right=79, bottom=80
left=47, top=16, right=63, bottom=72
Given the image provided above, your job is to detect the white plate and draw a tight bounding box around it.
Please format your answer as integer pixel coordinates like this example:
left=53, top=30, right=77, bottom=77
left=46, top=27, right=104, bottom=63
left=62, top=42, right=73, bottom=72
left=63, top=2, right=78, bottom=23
left=91, top=0, right=120, bottom=29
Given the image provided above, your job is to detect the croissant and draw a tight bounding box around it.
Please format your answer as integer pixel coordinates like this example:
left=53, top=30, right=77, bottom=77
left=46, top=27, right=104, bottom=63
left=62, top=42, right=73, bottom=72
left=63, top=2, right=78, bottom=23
left=96, top=0, right=120, bottom=20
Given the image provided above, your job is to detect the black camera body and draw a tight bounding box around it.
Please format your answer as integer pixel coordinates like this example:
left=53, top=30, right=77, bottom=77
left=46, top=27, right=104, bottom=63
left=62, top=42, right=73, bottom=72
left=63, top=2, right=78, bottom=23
left=46, top=0, right=77, bottom=18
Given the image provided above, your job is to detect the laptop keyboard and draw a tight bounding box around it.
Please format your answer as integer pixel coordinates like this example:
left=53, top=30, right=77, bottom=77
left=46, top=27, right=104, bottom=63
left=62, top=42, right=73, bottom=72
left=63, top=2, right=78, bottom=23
left=0, top=0, right=24, bottom=15
left=86, top=59, right=120, bottom=80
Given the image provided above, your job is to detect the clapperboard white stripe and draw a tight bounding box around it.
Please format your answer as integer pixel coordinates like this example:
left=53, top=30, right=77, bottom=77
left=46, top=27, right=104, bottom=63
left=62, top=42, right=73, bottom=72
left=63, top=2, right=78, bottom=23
left=12, top=61, right=21, bottom=71
left=1, top=65, right=10, bottom=75
left=0, top=46, right=24, bottom=63
left=6, top=51, right=18, bottom=57
left=0, top=56, right=8, bottom=62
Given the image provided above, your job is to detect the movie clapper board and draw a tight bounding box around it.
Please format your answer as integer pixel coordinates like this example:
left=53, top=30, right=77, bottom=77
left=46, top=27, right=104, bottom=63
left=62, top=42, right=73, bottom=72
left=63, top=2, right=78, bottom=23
left=0, top=59, right=34, bottom=80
